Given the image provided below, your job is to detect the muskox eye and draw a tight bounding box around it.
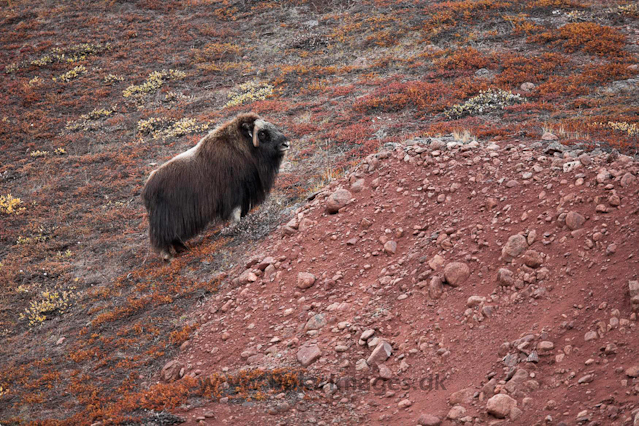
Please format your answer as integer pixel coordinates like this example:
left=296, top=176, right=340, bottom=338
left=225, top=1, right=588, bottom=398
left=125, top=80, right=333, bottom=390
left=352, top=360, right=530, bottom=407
left=258, top=130, right=268, bottom=142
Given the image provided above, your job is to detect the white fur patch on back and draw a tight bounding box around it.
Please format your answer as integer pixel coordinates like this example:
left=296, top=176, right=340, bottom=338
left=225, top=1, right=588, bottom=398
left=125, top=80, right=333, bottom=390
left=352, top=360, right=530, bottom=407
left=173, top=144, right=199, bottom=161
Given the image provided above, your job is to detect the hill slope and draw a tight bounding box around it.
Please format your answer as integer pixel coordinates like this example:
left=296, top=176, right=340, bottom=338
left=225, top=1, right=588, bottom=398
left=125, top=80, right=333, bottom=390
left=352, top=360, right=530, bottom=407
left=1, top=0, right=638, bottom=424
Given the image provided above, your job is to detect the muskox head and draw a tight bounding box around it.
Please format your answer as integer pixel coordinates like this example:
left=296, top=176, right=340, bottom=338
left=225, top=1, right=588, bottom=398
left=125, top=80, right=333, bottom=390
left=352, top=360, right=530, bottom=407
left=240, top=117, right=290, bottom=157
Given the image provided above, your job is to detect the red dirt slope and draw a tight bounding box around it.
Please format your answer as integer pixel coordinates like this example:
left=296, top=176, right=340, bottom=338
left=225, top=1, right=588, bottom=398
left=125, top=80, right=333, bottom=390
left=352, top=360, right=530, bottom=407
left=164, top=137, right=639, bottom=425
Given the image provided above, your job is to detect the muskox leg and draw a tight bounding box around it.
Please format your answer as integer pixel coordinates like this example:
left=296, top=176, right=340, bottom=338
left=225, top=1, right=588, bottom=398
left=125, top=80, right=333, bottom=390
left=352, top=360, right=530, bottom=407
left=230, top=206, right=242, bottom=225
left=172, top=240, right=188, bottom=254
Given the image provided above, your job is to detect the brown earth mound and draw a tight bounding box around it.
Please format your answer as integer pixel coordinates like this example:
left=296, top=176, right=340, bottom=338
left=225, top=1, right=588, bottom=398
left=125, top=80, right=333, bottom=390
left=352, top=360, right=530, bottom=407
left=164, top=138, right=639, bottom=425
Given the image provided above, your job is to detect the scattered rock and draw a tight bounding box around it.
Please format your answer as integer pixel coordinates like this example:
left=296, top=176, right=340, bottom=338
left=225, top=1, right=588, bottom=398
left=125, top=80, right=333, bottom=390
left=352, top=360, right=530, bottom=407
left=449, top=388, right=475, bottom=405
left=160, top=360, right=183, bottom=383
left=447, top=405, right=466, bottom=420
left=305, top=313, right=327, bottom=330
left=522, top=250, right=543, bottom=268
left=326, top=189, right=352, bottom=213
left=444, top=262, right=470, bottom=287
left=566, top=211, right=586, bottom=230
left=367, top=340, right=393, bottom=366
left=297, top=272, right=316, bottom=289
left=384, top=240, right=397, bottom=255
left=417, top=413, right=442, bottom=426
left=429, top=276, right=444, bottom=299
left=497, top=268, right=515, bottom=286
left=502, top=234, right=528, bottom=262
left=626, top=366, right=639, bottom=378
left=486, top=394, right=517, bottom=419
left=297, top=345, right=322, bottom=367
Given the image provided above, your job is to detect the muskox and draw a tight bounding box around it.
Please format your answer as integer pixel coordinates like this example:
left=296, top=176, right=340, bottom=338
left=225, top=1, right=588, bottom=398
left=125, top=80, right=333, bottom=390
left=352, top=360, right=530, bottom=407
left=142, top=112, right=289, bottom=260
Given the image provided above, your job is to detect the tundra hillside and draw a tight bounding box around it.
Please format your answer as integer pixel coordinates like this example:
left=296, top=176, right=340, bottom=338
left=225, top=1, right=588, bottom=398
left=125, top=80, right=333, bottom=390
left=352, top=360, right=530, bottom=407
left=0, top=0, right=638, bottom=424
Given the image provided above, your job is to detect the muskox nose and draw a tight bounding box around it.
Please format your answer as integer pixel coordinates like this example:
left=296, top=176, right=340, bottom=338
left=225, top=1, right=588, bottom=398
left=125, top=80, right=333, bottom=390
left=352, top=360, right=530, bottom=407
left=279, top=138, right=290, bottom=152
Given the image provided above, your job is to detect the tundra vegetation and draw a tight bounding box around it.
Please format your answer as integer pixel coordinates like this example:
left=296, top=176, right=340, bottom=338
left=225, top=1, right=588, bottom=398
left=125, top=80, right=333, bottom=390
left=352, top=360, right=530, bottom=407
left=0, top=0, right=637, bottom=423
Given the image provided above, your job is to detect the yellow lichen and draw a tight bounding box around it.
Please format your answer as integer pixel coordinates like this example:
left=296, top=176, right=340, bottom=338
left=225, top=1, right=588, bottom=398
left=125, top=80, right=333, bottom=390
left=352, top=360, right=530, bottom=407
left=123, top=69, right=186, bottom=98
left=30, top=150, right=49, bottom=157
left=225, top=81, right=274, bottom=108
left=53, top=65, right=87, bottom=83
left=19, top=289, right=75, bottom=327
left=0, top=194, right=25, bottom=214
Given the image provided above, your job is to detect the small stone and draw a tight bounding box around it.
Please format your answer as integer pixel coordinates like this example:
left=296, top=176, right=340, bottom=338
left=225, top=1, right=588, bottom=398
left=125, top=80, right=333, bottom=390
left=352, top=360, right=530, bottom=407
left=449, top=388, right=475, bottom=405
left=522, top=250, right=543, bottom=268
left=596, top=170, right=611, bottom=184
left=326, top=188, right=352, bottom=213
left=497, top=268, right=514, bottom=286
left=429, top=276, right=444, bottom=299
left=297, top=345, right=322, bottom=367
left=305, top=314, right=327, bottom=330
left=398, top=399, right=412, bottom=409
left=297, top=272, right=316, bottom=289
left=541, top=132, right=558, bottom=141
left=576, top=410, right=590, bottom=423
left=486, top=394, right=517, bottom=419
left=444, top=262, right=470, bottom=287
left=538, top=341, right=554, bottom=351
left=566, top=211, right=586, bottom=230
left=578, top=374, right=594, bottom=384
left=626, top=366, right=639, bottom=378
left=355, top=359, right=369, bottom=371
left=384, top=240, right=397, bottom=255
left=467, top=296, right=485, bottom=308
left=350, top=178, right=365, bottom=193
left=360, top=329, right=375, bottom=341
left=367, top=340, right=393, bottom=366
left=447, top=405, right=466, bottom=420
left=417, top=413, right=442, bottom=426
left=620, top=172, right=636, bottom=187
left=578, top=153, right=591, bottom=166
left=378, top=364, right=393, bottom=379
left=502, top=234, right=528, bottom=262
left=521, top=82, right=535, bottom=92
left=160, top=361, right=183, bottom=383
left=429, top=254, right=445, bottom=271
left=584, top=331, right=598, bottom=341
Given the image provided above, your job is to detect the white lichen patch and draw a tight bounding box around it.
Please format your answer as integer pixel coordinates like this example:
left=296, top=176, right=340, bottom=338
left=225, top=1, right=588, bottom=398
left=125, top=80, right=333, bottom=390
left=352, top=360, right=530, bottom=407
left=444, top=88, right=526, bottom=119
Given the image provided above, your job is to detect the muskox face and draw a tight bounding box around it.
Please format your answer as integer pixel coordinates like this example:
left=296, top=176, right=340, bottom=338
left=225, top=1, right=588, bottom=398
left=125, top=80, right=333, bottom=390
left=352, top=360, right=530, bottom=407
left=242, top=118, right=289, bottom=158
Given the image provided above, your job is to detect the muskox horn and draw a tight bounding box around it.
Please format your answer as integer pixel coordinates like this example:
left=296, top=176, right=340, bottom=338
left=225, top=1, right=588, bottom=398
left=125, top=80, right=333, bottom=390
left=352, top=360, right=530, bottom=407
left=253, top=119, right=265, bottom=148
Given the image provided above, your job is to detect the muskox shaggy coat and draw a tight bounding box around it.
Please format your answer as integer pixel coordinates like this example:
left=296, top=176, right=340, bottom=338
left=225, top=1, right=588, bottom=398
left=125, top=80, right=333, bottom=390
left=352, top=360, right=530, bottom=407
left=142, top=113, right=289, bottom=260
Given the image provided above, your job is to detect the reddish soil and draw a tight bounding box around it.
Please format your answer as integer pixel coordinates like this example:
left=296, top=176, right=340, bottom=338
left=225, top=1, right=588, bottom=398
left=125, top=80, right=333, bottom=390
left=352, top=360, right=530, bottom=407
left=168, top=139, right=639, bottom=425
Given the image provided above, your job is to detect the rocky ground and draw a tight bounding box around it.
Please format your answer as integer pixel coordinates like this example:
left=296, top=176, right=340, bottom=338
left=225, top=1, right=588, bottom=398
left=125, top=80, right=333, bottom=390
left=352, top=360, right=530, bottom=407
left=155, top=136, right=639, bottom=425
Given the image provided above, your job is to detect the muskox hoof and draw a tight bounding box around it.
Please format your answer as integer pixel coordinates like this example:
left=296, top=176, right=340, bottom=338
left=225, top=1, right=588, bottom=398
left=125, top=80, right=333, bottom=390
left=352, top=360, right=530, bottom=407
left=160, top=250, right=173, bottom=262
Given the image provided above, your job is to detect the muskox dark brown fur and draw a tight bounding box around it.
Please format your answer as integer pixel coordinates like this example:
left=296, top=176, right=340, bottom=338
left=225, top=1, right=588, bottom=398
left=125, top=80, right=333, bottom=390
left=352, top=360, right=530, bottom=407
left=142, top=113, right=289, bottom=260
